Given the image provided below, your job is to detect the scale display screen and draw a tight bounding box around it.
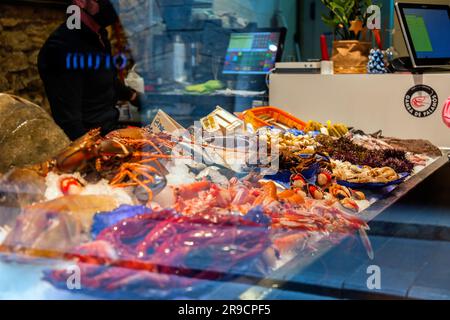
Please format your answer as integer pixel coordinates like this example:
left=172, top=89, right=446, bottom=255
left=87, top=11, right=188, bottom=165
left=404, top=8, right=450, bottom=59
left=396, top=3, right=450, bottom=68
left=223, top=32, right=282, bottom=75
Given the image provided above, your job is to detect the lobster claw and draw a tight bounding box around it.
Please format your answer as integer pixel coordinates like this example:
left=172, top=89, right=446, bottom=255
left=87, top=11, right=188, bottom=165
left=290, top=173, right=307, bottom=189
left=340, top=197, right=359, bottom=212
left=328, top=183, right=352, bottom=200
left=351, top=189, right=366, bottom=200
left=54, top=129, right=101, bottom=173
left=307, top=183, right=324, bottom=200
left=97, top=139, right=131, bottom=159
left=317, top=169, right=333, bottom=187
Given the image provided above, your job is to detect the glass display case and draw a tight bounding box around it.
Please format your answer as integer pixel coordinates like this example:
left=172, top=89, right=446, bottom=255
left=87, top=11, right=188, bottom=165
left=1, top=151, right=448, bottom=300
left=1, top=0, right=450, bottom=301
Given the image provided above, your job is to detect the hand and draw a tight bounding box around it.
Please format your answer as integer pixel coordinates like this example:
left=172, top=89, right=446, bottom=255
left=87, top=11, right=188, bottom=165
left=129, top=91, right=143, bottom=109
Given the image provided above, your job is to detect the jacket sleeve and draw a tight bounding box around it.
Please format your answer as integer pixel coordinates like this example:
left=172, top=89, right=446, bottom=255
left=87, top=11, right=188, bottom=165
left=44, top=70, right=87, bottom=141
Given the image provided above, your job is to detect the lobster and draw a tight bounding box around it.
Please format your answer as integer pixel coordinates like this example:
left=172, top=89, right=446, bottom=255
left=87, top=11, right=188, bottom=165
left=28, top=127, right=177, bottom=204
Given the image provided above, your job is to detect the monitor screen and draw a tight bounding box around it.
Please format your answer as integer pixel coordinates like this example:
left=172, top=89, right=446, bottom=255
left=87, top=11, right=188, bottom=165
left=223, top=32, right=281, bottom=75
left=396, top=3, right=450, bottom=67
left=404, top=8, right=450, bottom=59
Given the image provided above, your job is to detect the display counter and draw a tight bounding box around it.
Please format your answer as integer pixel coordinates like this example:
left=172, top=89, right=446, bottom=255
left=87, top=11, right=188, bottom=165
left=270, top=73, right=450, bottom=147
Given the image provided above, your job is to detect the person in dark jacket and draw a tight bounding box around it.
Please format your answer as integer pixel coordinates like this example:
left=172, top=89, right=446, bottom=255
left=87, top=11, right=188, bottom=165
left=38, top=0, right=140, bottom=141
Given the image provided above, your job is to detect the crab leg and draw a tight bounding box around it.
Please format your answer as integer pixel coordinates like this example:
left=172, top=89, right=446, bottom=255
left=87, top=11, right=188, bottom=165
left=130, top=161, right=162, bottom=171
left=110, top=169, right=130, bottom=185
left=137, top=158, right=169, bottom=174
left=111, top=169, right=154, bottom=203
left=112, top=182, right=138, bottom=188
left=132, top=163, right=161, bottom=175
left=126, top=170, right=154, bottom=204
left=113, top=177, right=155, bottom=188
left=111, top=164, right=157, bottom=185
left=131, top=167, right=156, bottom=184
left=130, top=139, right=164, bottom=154
left=110, top=165, right=157, bottom=205
left=132, top=152, right=173, bottom=158
left=153, top=137, right=177, bottom=149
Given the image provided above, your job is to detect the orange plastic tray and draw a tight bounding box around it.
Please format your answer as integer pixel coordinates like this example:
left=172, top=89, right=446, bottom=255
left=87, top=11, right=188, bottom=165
left=242, top=106, right=307, bottom=131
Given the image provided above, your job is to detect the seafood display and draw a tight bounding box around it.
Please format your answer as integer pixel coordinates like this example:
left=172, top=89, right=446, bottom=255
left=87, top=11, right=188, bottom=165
left=332, top=161, right=400, bottom=184
left=276, top=131, right=318, bottom=154
left=44, top=172, right=135, bottom=205
left=316, top=135, right=415, bottom=174
left=346, top=130, right=442, bottom=158
left=44, top=193, right=371, bottom=295
left=347, top=132, right=395, bottom=151
left=25, top=127, right=176, bottom=204
left=279, top=151, right=331, bottom=174
left=0, top=104, right=443, bottom=298
left=381, top=137, right=442, bottom=158
left=304, top=120, right=349, bottom=138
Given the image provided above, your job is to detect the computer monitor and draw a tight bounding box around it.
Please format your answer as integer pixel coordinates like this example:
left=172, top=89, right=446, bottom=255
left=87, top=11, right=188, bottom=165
left=395, top=3, right=450, bottom=68
left=222, top=28, right=286, bottom=76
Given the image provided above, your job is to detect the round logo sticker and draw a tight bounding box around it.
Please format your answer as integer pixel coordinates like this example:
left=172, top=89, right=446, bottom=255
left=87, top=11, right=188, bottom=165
left=443, top=97, right=450, bottom=128
left=404, top=85, right=439, bottom=118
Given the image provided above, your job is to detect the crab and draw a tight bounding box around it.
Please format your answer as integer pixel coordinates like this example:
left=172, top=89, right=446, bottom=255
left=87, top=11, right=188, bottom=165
left=327, top=183, right=366, bottom=213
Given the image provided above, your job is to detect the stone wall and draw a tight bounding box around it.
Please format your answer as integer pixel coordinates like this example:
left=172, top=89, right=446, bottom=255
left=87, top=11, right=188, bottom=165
left=0, top=4, right=65, bottom=113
